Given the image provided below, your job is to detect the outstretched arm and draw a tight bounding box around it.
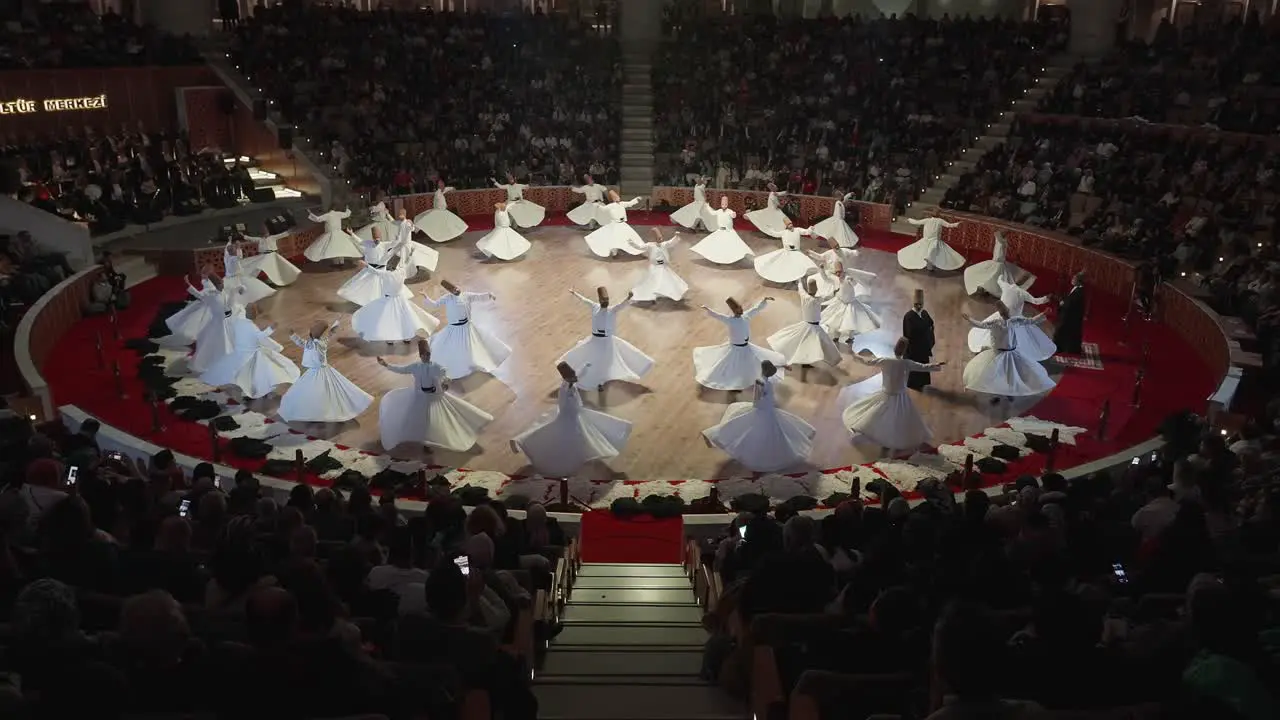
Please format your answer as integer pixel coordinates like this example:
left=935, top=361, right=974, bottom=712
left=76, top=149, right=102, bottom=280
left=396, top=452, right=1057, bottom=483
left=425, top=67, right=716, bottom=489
left=621, top=197, right=642, bottom=208
left=701, top=305, right=730, bottom=322
left=906, top=217, right=925, bottom=226
left=307, top=211, right=323, bottom=222
left=1018, top=312, right=1048, bottom=325
left=903, top=359, right=945, bottom=372
left=805, top=249, right=825, bottom=263
left=610, top=292, right=635, bottom=315
left=289, top=333, right=307, bottom=349
left=849, top=353, right=884, bottom=367
left=421, top=293, right=444, bottom=308
left=941, top=219, right=961, bottom=229
left=377, top=357, right=414, bottom=374
left=570, top=185, right=585, bottom=195
left=492, top=179, right=505, bottom=189
left=961, top=312, right=997, bottom=330
left=338, top=209, right=351, bottom=219
left=744, top=298, right=772, bottom=318
left=662, top=233, right=680, bottom=250
left=569, top=289, right=596, bottom=307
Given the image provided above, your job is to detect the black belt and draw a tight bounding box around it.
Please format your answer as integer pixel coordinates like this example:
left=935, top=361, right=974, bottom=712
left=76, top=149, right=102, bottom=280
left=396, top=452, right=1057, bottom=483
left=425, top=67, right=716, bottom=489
left=370, top=263, right=386, bottom=269
left=808, top=321, right=820, bottom=326
left=733, top=341, right=748, bottom=347
left=420, top=387, right=437, bottom=393
left=223, top=311, right=233, bottom=317
left=592, top=331, right=607, bottom=338
left=452, top=319, right=469, bottom=326
left=655, top=261, right=665, bottom=265
left=997, top=347, right=1014, bottom=352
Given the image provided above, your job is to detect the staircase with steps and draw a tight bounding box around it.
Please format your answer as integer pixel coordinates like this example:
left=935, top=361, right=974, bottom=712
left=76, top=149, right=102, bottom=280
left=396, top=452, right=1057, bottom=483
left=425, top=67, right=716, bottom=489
left=891, top=57, right=1075, bottom=236
left=535, top=563, right=746, bottom=720
left=619, top=46, right=656, bottom=198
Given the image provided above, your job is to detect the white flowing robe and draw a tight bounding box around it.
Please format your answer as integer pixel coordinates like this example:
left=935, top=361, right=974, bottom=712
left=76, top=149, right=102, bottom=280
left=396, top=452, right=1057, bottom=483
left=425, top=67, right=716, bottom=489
left=744, top=191, right=790, bottom=238
left=512, top=379, right=633, bottom=477
left=493, top=181, right=546, bottom=227
left=962, top=315, right=1057, bottom=397
left=277, top=330, right=373, bottom=424
left=842, top=355, right=939, bottom=449
left=811, top=194, right=859, bottom=248
left=305, top=209, right=363, bottom=262
left=423, top=291, right=513, bottom=379
left=671, top=182, right=717, bottom=230
left=754, top=226, right=819, bottom=284
left=963, top=232, right=1034, bottom=296
left=690, top=207, right=753, bottom=265
left=967, top=278, right=1056, bottom=360
left=897, top=216, right=965, bottom=271
left=413, top=187, right=469, bottom=243
left=584, top=199, right=646, bottom=258
left=239, top=231, right=301, bottom=286
left=702, top=376, right=816, bottom=473
left=767, top=283, right=842, bottom=366
left=630, top=235, right=689, bottom=302
left=476, top=208, right=532, bottom=260
left=378, top=360, right=493, bottom=451
left=568, top=183, right=609, bottom=226
left=693, top=300, right=785, bottom=390
left=557, top=292, right=654, bottom=389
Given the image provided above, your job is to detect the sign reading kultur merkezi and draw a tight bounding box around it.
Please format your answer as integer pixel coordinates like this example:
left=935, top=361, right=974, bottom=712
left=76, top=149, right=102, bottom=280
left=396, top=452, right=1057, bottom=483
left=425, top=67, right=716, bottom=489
left=0, top=94, right=109, bottom=115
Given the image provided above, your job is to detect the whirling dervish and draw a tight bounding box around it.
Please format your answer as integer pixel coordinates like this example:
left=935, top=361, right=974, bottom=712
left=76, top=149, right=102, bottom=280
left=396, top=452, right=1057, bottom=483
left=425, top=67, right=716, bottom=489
left=475, top=202, right=532, bottom=261
left=898, top=212, right=965, bottom=272
left=355, top=197, right=397, bottom=246
left=189, top=273, right=247, bottom=374
left=413, top=180, right=469, bottom=243
left=767, top=277, right=842, bottom=368
left=350, top=255, right=440, bottom=345
left=628, top=228, right=689, bottom=303
left=584, top=190, right=646, bottom=258
left=820, top=263, right=882, bottom=344
left=690, top=196, right=753, bottom=265
left=389, top=207, right=439, bottom=275
left=567, top=174, right=609, bottom=228
left=423, top=280, right=512, bottom=379
left=166, top=274, right=217, bottom=343
left=304, top=207, right=363, bottom=265
left=671, top=177, right=717, bottom=232
left=753, top=218, right=819, bottom=284
left=377, top=340, right=493, bottom=454
left=222, top=239, right=276, bottom=304
left=239, top=226, right=301, bottom=287
left=805, top=245, right=867, bottom=299
left=558, top=287, right=654, bottom=391
left=962, top=303, right=1057, bottom=403
left=963, top=229, right=1034, bottom=297
left=278, top=319, right=373, bottom=424
left=199, top=317, right=300, bottom=401
left=337, top=227, right=413, bottom=307
left=744, top=183, right=790, bottom=238
left=811, top=192, right=859, bottom=249
left=702, top=360, right=816, bottom=473
left=693, top=296, right=784, bottom=391
left=843, top=340, right=945, bottom=451
left=967, top=277, right=1056, bottom=361
left=511, top=361, right=633, bottom=477
left=492, top=173, right=546, bottom=228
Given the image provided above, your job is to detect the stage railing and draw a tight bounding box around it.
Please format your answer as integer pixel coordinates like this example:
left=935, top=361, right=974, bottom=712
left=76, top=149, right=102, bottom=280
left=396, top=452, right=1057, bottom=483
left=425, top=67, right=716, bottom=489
left=15, top=266, right=104, bottom=420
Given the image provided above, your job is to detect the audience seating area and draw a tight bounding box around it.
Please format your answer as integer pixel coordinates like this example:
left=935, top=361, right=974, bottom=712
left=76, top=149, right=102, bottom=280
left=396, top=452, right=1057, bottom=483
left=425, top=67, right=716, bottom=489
left=0, top=414, right=578, bottom=718
left=0, top=3, right=199, bottom=69
left=653, top=15, right=1059, bottom=211
left=229, top=4, right=621, bottom=195
left=1042, top=17, right=1280, bottom=134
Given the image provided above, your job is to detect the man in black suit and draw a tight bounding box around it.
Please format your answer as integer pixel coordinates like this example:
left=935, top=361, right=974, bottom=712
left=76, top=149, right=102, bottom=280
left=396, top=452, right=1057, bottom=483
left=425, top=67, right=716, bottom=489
left=903, top=289, right=935, bottom=391
left=1054, top=272, right=1087, bottom=354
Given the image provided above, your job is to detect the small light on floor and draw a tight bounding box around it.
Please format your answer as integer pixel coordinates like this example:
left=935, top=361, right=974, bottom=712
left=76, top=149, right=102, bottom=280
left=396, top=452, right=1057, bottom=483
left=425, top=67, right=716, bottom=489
left=28, top=414, right=36, bottom=422
left=1181, top=272, right=1187, bottom=277
left=1219, top=257, right=1225, bottom=262
left=1221, top=429, right=1229, bottom=436
left=1259, top=243, right=1264, bottom=248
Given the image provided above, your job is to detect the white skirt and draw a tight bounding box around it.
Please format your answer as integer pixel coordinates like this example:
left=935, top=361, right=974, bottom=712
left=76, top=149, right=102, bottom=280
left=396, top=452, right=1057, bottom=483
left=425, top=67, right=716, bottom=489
left=240, top=252, right=302, bottom=286
left=844, top=390, right=933, bottom=450
left=689, top=228, right=753, bottom=265
left=304, top=230, right=363, bottom=262
left=379, top=386, right=493, bottom=452
left=962, top=348, right=1057, bottom=397
left=754, top=248, right=818, bottom=284
left=820, top=297, right=882, bottom=339
left=703, top=403, right=815, bottom=473
left=559, top=335, right=654, bottom=389
left=807, top=267, right=840, bottom=299
left=513, top=404, right=633, bottom=477
left=355, top=219, right=398, bottom=246
left=811, top=215, right=859, bottom=248
left=897, top=237, right=966, bottom=271
left=399, top=242, right=440, bottom=273
left=693, top=342, right=785, bottom=391
left=200, top=336, right=301, bottom=399
left=968, top=319, right=1057, bottom=362
left=430, top=319, right=513, bottom=379
left=507, top=199, right=546, bottom=228
left=632, top=262, right=689, bottom=302
left=767, top=321, right=842, bottom=367
left=337, top=266, right=414, bottom=306
left=476, top=226, right=531, bottom=261
left=584, top=222, right=645, bottom=258
left=963, top=260, right=1034, bottom=297
left=671, top=200, right=716, bottom=231
left=190, top=314, right=240, bottom=373
left=224, top=273, right=277, bottom=305
left=352, top=295, right=440, bottom=342
left=165, top=300, right=212, bottom=343
left=413, top=208, right=469, bottom=243
left=567, top=201, right=605, bottom=226
left=744, top=207, right=788, bottom=238
left=278, top=365, right=373, bottom=423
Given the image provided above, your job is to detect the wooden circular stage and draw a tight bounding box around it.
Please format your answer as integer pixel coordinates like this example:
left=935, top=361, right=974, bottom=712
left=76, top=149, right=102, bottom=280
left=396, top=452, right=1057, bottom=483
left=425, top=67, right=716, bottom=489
left=234, top=224, right=1060, bottom=480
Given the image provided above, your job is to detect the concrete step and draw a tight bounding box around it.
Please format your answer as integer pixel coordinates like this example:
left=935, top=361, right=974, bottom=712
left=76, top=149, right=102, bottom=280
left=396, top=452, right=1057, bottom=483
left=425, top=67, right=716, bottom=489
left=564, top=603, right=703, bottom=624
left=986, top=122, right=1012, bottom=137
left=537, top=675, right=708, bottom=686
left=534, top=683, right=746, bottom=720
left=542, top=648, right=704, bottom=677
left=621, top=139, right=654, bottom=150
left=1026, top=87, right=1048, bottom=100
left=919, top=188, right=947, bottom=205
left=573, top=576, right=692, bottom=590
left=578, top=563, right=689, bottom=578
left=622, top=127, right=652, bottom=139
left=621, top=153, right=654, bottom=165
left=623, top=117, right=653, bottom=129
left=975, top=135, right=1003, bottom=151
left=556, top=625, right=707, bottom=648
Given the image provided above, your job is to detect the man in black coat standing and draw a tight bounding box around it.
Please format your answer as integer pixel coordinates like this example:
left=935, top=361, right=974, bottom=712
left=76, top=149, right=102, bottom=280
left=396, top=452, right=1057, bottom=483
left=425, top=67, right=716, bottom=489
left=1054, top=272, right=1087, bottom=354
left=903, top=289, right=936, bottom=391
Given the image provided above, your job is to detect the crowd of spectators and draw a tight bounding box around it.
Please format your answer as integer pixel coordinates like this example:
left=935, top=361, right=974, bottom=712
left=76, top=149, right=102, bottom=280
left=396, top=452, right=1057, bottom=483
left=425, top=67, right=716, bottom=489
left=0, top=412, right=559, bottom=718
left=1042, top=13, right=1280, bottom=135
left=653, top=15, right=1061, bottom=212
left=698, top=412, right=1280, bottom=719
left=230, top=4, right=621, bottom=196
left=2, top=125, right=256, bottom=236
left=0, top=2, right=199, bottom=69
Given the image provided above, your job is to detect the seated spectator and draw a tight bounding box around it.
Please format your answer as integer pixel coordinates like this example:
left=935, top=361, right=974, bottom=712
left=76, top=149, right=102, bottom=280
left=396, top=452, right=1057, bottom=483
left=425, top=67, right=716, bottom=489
left=368, top=525, right=427, bottom=613
left=111, top=590, right=207, bottom=714
left=0, top=3, right=199, bottom=69
left=927, top=601, right=1046, bottom=719
left=119, top=516, right=205, bottom=604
